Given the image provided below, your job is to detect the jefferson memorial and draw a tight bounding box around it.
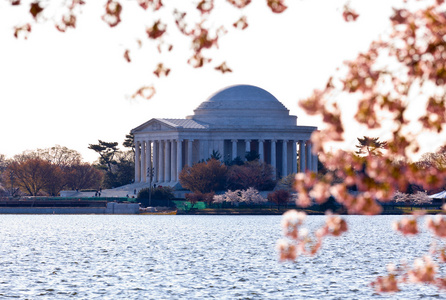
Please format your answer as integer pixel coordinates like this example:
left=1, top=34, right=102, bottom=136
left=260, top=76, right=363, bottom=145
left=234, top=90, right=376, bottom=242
left=132, top=85, right=318, bottom=186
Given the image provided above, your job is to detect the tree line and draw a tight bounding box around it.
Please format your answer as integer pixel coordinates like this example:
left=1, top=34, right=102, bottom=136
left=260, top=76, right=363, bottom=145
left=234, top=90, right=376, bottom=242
left=0, top=133, right=135, bottom=197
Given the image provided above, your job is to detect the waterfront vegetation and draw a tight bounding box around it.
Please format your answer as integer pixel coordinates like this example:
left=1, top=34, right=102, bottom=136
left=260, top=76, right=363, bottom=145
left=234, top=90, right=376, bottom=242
left=3, top=0, right=446, bottom=295
left=0, top=135, right=136, bottom=197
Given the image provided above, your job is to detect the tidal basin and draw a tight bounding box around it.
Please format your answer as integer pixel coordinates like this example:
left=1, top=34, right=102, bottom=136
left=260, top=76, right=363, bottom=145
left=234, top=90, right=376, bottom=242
left=0, top=215, right=444, bottom=299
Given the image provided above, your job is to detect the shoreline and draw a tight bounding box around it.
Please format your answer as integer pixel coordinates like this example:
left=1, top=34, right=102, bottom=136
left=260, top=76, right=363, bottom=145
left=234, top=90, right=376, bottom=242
left=176, top=207, right=445, bottom=215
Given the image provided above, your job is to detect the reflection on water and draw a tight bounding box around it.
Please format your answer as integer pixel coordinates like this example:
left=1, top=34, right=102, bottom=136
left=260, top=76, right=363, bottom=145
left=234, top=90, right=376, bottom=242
left=0, top=215, right=443, bottom=299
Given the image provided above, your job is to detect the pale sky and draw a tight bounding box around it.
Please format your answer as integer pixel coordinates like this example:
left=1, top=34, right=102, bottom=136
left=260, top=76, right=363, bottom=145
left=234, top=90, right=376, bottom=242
left=1, top=0, right=442, bottom=163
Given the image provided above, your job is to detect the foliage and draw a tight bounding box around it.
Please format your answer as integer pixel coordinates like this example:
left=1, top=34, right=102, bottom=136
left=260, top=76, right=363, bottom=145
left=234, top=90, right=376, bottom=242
left=227, top=156, right=244, bottom=166
left=245, top=150, right=260, bottom=162
left=185, top=192, right=215, bottom=208
left=1, top=147, right=103, bottom=196
left=88, top=140, right=119, bottom=173
left=393, top=191, right=432, bottom=206
left=267, top=189, right=291, bottom=208
left=123, top=132, right=135, bottom=153
left=89, top=139, right=135, bottom=189
left=0, top=154, right=9, bottom=196
left=138, top=186, right=174, bottom=207
left=4, top=158, right=58, bottom=196
left=8, top=0, right=446, bottom=293
left=226, top=160, right=275, bottom=191
left=239, top=187, right=267, bottom=204
left=275, top=173, right=297, bottom=191
left=0, top=154, right=7, bottom=172
left=179, top=158, right=227, bottom=193
left=112, top=150, right=135, bottom=187
left=210, top=150, right=222, bottom=161
left=65, top=163, right=104, bottom=191
left=213, top=190, right=240, bottom=205
left=409, top=191, right=432, bottom=205
left=213, top=187, right=266, bottom=205
left=277, top=211, right=347, bottom=261
left=355, top=136, right=388, bottom=157
left=179, top=158, right=274, bottom=193
left=276, top=0, right=446, bottom=293
left=392, top=191, right=410, bottom=203
left=7, top=1, right=292, bottom=98
left=136, top=186, right=174, bottom=207
left=417, top=145, right=446, bottom=172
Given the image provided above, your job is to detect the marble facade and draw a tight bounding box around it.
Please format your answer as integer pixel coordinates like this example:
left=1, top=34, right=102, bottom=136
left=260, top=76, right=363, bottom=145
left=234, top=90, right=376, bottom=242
left=131, top=85, right=318, bottom=186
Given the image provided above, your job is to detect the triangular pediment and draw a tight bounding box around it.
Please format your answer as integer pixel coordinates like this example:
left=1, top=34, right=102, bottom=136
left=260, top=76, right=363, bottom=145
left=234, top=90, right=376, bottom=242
left=131, top=118, right=178, bottom=133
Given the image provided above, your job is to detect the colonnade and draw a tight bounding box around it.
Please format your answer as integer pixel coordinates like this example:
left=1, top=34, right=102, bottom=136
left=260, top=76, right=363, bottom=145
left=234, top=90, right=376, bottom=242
left=134, top=138, right=317, bottom=184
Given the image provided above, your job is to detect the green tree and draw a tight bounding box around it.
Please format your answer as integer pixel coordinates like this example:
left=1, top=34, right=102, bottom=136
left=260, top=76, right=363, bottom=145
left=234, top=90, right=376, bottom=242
left=210, top=150, right=222, bottom=161
left=113, top=150, right=135, bottom=186
left=89, top=138, right=134, bottom=189
left=245, top=150, right=260, bottom=162
left=227, top=156, right=244, bottom=166
left=275, top=173, right=296, bottom=192
left=123, top=132, right=135, bottom=153
left=137, top=186, right=174, bottom=207
left=88, top=140, right=119, bottom=173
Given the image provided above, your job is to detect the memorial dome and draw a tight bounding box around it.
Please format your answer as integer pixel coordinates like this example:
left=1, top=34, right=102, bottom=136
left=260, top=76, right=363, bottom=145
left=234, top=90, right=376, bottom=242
left=188, top=85, right=297, bottom=127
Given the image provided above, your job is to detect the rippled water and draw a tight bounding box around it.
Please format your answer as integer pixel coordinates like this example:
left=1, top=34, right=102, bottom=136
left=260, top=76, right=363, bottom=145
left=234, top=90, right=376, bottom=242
left=0, top=215, right=444, bottom=299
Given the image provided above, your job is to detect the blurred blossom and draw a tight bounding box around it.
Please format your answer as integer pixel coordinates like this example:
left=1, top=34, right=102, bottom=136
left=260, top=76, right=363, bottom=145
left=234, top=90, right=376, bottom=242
left=393, top=217, right=419, bottom=235
left=427, top=215, right=446, bottom=238
left=324, top=215, right=348, bottom=237
left=276, top=239, right=297, bottom=261
left=408, top=256, right=437, bottom=283
left=371, top=274, right=399, bottom=293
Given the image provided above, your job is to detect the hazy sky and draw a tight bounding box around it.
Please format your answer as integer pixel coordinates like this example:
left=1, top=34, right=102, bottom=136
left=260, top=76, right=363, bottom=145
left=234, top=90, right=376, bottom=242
left=1, top=0, right=441, bottom=163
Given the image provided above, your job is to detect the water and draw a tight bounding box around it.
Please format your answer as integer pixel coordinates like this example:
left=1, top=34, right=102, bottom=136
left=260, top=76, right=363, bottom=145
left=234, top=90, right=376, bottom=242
left=0, top=215, right=444, bottom=299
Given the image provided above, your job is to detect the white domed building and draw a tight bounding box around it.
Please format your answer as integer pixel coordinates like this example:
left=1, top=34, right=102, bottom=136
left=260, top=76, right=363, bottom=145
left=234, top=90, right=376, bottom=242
left=131, top=85, right=318, bottom=186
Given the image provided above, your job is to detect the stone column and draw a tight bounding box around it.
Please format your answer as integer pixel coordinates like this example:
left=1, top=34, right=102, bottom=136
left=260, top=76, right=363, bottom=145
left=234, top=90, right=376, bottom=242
left=140, top=141, right=146, bottom=183
left=271, top=140, right=276, bottom=180
left=218, top=140, right=224, bottom=159
left=245, top=140, right=251, bottom=153
left=177, top=139, right=183, bottom=181
left=231, top=139, right=237, bottom=160
left=282, top=140, right=288, bottom=177
left=259, top=139, right=264, bottom=162
left=171, top=140, right=176, bottom=182
left=198, top=139, right=205, bottom=161
left=306, top=142, right=312, bottom=172
left=313, top=152, right=318, bottom=173
left=299, top=140, right=306, bottom=172
left=292, top=140, right=297, bottom=174
left=165, top=140, right=171, bottom=182
left=135, top=141, right=141, bottom=183
left=153, top=141, right=158, bottom=182
left=188, top=139, right=193, bottom=166
left=158, top=140, right=164, bottom=182
left=146, top=140, right=152, bottom=183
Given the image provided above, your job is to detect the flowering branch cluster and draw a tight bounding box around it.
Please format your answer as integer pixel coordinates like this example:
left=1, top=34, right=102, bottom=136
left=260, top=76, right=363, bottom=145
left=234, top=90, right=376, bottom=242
left=213, top=187, right=267, bottom=205
left=277, top=0, right=446, bottom=293
left=371, top=210, right=446, bottom=292
left=9, top=0, right=289, bottom=99
left=277, top=210, right=347, bottom=261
